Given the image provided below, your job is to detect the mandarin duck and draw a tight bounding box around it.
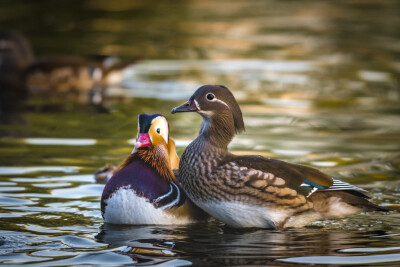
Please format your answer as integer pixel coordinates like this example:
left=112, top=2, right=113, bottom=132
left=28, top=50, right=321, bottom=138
left=94, top=163, right=118, bottom=183
left=101, top=113, right=208, bottom=225
left=0, top=30, right=136, bottom=107
left=171, top=85, right=387, bottom=229
left=0, top=31, right=33, bottom=118
left=24, top=55, right=135, bottom=105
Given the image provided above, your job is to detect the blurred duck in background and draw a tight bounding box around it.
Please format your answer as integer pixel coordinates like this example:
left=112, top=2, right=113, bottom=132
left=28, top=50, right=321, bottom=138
left=0, top=30, right=136, bottom=119
left=95, top=163, right=118, bottom=183
left=0, top=30, right=33, bottom=122
left=24, top=54, right=134, bottom=105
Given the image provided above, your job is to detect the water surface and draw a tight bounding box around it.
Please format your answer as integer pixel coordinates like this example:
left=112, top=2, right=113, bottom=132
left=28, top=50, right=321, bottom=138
left=1, top=0, right=400, bottom=266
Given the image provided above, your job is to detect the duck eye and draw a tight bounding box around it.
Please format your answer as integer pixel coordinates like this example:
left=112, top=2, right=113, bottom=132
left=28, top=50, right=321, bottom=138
left=206, top=93, right=215, bottom=101
left=156, top=128, right=161, bottom=134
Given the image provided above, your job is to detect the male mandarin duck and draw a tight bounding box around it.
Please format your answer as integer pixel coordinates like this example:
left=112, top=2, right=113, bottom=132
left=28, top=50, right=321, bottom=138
left=171, top=85, right=388, bottom=229
left=101, top=113, right=208, bottom=225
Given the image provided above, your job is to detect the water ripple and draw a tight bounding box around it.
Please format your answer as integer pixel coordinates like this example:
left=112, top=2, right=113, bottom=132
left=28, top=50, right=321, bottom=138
left=277, top=253, right=400, bottom=265
left=0, top=166, right=79, bottom=175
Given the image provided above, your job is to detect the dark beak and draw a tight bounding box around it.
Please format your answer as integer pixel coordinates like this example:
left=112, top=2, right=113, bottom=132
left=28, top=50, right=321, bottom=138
left=171, top=100, right=198, bottom=114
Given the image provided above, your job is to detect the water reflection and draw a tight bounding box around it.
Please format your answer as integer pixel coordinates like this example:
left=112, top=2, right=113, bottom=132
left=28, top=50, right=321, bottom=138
left=0, top=0, right=400, bottom=265
left=24, top=138, right=97, bottom=146
left=279, top=254, right=400, bottom=265
left=0, top=166, right=79, bottom=175
left=95, top=223, right=400, bottom=266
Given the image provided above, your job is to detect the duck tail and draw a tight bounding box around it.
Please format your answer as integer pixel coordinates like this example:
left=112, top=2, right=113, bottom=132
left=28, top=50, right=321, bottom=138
left=309, top=190, right=389, bottom=218
left=336, top=190, right=389, bottom=212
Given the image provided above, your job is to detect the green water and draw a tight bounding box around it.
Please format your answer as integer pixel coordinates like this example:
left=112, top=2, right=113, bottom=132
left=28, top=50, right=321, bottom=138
left=1, top=0, right=400, bottom=265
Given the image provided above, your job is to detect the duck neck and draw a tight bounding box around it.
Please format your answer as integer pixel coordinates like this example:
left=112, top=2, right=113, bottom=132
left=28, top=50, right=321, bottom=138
left=198, top=111, right=235, bottom=150
left=119, top=147, right=177, bottom=184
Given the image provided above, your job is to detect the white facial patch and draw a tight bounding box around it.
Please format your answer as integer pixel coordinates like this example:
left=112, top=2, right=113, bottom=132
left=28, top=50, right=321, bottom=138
left=194, top=99, right=200, bottom=110
left=151, top=116, right=169, bottom=144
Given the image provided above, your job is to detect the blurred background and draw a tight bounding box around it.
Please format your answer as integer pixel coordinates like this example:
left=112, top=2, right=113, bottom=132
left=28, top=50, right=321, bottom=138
left=0, top=0, right=399, bottom=265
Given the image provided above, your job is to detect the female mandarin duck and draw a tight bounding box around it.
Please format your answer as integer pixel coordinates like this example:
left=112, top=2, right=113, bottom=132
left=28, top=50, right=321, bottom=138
left=101, top=113, right=208, bottom=224
left=0, top=30, right=136, bottom=107
left=172, top=85, right=387, bottom=229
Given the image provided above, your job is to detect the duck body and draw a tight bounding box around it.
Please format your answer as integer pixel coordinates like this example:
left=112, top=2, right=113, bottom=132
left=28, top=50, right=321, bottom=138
left=180, top=139, right=382, bottom=229
left=101, top=152, right=189, bottom=225
left=101, top=113, right=208, bottom=225
left=24, top=55, right=134, bottom=105
left=173, top=85, right=387, bottom=229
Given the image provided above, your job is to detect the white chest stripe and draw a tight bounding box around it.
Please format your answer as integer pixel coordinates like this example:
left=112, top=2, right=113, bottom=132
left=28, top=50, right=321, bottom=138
left=153, top=184, right=174, bottom=203
left=160, top=183, right=181, bottom=210
left=103, top=187, right=192, bottom=225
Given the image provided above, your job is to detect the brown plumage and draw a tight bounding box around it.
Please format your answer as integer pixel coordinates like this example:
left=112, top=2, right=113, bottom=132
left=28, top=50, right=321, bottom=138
left=118, top=147, right=178, bottom=184
left=172, top=85, right=388, bottom=229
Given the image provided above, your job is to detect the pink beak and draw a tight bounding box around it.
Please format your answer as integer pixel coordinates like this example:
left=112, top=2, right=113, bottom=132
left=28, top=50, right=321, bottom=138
left=135, top=133, right=151, bottom=149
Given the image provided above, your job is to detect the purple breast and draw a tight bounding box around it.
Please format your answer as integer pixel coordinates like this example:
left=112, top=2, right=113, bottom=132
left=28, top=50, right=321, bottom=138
left=101, top=159, right=170, bottom=213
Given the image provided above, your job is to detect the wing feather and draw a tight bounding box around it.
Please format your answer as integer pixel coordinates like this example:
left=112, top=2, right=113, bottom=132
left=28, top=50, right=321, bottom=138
left=227, top=155, right=333, bottom=190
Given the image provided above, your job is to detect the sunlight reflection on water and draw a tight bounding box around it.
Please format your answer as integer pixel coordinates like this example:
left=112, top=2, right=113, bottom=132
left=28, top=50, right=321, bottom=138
left=278, top=253, right=400, bottom=265
left=0, top=166, right=80, bottom=175
left=117, top=59, right=314, bottom=100
left=0, top=0, right=399, bottom=265
left=24, top=138, right=97, bottom=146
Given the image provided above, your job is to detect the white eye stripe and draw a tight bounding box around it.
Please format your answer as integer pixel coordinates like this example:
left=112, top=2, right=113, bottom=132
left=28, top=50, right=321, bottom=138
left=197, top=95, right=230, bottom=109
left=213, top=97, right=230, bottom=109
left=195, top=94, right=230, bottom=111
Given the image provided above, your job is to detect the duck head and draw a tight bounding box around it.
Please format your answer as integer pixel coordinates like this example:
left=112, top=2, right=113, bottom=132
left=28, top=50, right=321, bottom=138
left=133, top=113, right=179, bottom=170
left=172, top=85, right=245, bottom=147
left=134, top=113, right=169, bottom=151
left=119, top=113, right=179, bottom=183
